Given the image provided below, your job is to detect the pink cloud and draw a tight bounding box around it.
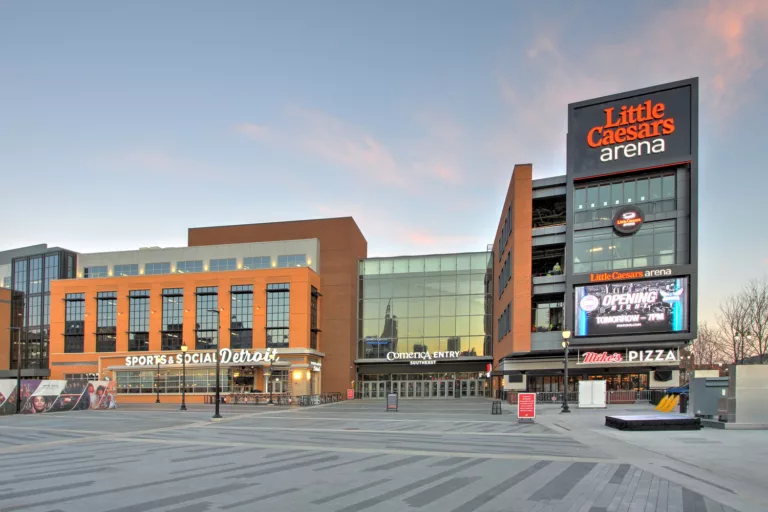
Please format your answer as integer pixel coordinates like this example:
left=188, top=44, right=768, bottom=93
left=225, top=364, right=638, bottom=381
left=492, top=0, right=768, bottom=176
left=315, top=204, right=484, bottom=256
left=235, top=122, right=270, bottom=140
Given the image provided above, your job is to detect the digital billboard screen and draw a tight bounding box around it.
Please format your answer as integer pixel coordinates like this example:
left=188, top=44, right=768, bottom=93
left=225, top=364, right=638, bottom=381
left=574, top=277, right=689, bottom=337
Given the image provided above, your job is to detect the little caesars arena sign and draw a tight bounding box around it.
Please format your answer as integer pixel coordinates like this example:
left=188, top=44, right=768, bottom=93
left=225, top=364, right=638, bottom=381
left=125, top=348, right=280, bottom=367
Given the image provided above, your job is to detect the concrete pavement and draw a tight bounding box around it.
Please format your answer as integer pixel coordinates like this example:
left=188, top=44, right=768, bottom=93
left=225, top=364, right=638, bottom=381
left=0, top=398, right=763, bottom=512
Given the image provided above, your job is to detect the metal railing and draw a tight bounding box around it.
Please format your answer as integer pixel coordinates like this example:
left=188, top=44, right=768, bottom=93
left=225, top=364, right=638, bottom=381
left=204, top=392, right=342, bottom=406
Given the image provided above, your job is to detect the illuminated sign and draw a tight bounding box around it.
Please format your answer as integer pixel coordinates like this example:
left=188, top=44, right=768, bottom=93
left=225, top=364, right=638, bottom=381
left=574, top=277, right=689, bottom=337
left=589, top=268, right=672, bottom=283
left=385, top=351, right=461, bottom=366
left=612, top=206, right=644, bottom=235
left=578, top=348, right=679, bottom=365
left=125, top=348, right=279, bottom=367
left=568, top=80, right=695, bottom=180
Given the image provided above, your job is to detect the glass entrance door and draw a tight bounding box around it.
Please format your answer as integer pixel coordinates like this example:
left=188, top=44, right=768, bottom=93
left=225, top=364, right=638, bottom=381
left=362, top=381, right=388, bottom=398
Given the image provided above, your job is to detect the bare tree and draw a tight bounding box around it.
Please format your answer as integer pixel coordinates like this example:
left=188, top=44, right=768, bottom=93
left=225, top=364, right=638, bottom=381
left=717, top=293, right=753, bottom=364
left=690, top=322, right=726, bottom=367
left=743, top=276, right=768, bottom=364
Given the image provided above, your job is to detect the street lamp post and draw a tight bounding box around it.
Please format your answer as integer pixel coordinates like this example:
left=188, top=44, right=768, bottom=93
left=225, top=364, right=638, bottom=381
left=155, top=360, right=161, bottom=404
left=561, top=330, right=572, bottom=414
left=267, top=360, right=274, bottom=405
left=180, top=344, right=188, bottom=411
left=9, top=327, right=21, bottom=414
left=207, top=309, right=222, bottom=419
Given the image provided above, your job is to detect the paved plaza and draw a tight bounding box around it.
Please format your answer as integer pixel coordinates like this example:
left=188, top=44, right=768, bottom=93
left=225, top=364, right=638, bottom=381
left=0, top=399, right=766, bottom=512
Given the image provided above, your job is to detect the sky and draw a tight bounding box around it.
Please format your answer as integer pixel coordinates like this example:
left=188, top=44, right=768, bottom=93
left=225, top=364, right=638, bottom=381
left=1, top=0, right=767, bottom=324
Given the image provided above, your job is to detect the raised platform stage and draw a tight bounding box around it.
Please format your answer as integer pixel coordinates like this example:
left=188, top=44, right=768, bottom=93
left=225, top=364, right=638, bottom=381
left=605, top=413, right=701, bottom=431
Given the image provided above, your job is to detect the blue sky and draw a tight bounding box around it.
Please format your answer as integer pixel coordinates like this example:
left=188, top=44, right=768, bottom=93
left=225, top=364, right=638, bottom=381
left=1, top=0, right=766, bottom=323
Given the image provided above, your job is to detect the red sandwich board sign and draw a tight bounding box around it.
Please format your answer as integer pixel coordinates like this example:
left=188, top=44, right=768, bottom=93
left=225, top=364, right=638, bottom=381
left=347, top=389, right=355, bottom=400
left=518, top=393, right=536, bottom=421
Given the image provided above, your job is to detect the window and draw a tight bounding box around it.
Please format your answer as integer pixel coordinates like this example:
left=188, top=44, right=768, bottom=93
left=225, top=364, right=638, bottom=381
left=145, top=262, right=171, bottom=275
left=243, top=256, right=271, bottom=270
left=277, top=254, right=307, bottom=268
left=310, top=286, right=320, bottom=350
left=176, top=260, right=203, bottom=274
left=44, top=254, right=59, bottom=292
left=230, top=285, right=253, bottom=349
left=12, top=259, right=28, bottom=292
left=195, top=287, right=219, bottom=350
left=114, top=264, right=139, bottom=277
left=266, top=283, right=290, bottom=348
left=29, top=257, right=43, bottom=294
left=85, top=266, right=108, bottom=278
left=162, top=288, right=184, bottom=351
left=2, top=276, right=10, bottom=288
left=64, top=293, right=85, bottom=353
left=497, top=252, right=511, bottom=298
left=497, top=303, right=511, bottom=341
left=266, top=370, right=289, bottom=394
left=209, top=258, right=236, bottom=272
left=128, top=290, right=150, bottom=352
left=498, top=204, right=511, bottom=261
left=67, top=255, right=75, bottom=278
left=116, top=368, right=229, bottom=394
left=96, top=291, right=117, bottom=352
left=531, top=297, right=564, bottom=332
left=572, top=220, right=677, bottom=273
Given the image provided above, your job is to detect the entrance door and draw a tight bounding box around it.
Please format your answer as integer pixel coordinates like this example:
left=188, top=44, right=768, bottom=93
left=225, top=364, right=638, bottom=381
left=446, top=380, right=455, bottom=398
left=460, top=380, right=468, bottom=397
left=414, top=381, right=423, bottom=398
left=377, top=381, right=386, bottom=399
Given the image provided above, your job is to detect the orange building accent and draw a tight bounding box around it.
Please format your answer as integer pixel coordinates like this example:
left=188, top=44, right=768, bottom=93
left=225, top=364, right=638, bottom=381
left=49, top=267, right=320, bottom=403
left=187, top=217, right=366, bottom=395
left=493, top=164, right=533, bottom=369
left=0, top=288, right=11, bottom=371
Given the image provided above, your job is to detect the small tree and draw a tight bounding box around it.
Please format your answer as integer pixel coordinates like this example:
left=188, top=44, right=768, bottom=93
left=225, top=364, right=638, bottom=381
left=717, top=293, right=753, bottom=364
left=744, top=277, right=768, bottom=364
left=690, top=322, right=726, bottom=367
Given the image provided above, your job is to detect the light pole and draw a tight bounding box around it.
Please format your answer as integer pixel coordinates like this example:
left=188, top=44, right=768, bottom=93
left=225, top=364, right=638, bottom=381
left=180, top=344, right=188, bottom=411
left=561, top=330, right=572, bottom=414
left=155, top=360, right=161, bottom=404
left=267, top=360, right=274, bottom=405
left=207, top=309, right=222, bottom=419
left=9, top=327, right=21, bottom=414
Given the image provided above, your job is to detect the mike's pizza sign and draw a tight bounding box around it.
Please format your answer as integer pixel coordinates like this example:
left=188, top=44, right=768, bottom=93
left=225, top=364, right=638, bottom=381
left=567, top=79, right=696, bottom=180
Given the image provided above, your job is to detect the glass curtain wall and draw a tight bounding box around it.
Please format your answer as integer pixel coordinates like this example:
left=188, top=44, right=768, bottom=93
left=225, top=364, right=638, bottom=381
left=358, top=253, right=493, bottom=359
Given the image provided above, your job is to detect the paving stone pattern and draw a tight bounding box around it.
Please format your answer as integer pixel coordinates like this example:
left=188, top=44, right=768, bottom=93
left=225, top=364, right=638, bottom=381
left=0, top=400, right=746, bottom=512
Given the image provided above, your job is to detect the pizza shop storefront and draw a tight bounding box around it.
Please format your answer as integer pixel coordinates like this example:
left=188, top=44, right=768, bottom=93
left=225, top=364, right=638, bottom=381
left=502, top=347, right=682, bottom=395
left=356, top=351, right=493, bottom=399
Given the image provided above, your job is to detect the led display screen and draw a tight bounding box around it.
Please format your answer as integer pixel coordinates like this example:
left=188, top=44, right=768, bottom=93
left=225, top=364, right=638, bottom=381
left=574, top=277, right=689, bottom=337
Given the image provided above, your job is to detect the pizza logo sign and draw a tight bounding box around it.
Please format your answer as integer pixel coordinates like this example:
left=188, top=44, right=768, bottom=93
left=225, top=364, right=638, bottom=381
left=612, top=206, right=644, bottom=235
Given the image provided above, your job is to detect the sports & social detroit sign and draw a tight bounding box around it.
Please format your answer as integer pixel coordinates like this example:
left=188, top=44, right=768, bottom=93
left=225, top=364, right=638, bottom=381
left=568, top=81, right=695, bottom=179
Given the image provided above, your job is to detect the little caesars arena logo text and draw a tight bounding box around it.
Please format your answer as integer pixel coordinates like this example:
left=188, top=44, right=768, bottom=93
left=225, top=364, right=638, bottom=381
left=587, top=99, right=675, bottom=163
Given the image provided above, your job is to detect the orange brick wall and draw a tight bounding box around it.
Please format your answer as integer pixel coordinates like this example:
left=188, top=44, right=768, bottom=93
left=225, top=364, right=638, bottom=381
left=48, top=268, right=320, bottom=381
left=187, top=217, right=366, bottom=395
left=493, top=164, right=533, bottom=368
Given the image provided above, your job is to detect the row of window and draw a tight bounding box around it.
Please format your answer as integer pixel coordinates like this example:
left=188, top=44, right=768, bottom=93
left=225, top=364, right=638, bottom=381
left=82, top=254, right=310, bottom=278
left=498, top=204, right=512, bottom=261
left=62, top=283, right=300, bottom=353
left=572, top=220, right=676, bottom=274
left=10, top=253, right=74, bottom=293
left=360, top=315, right=491, bottom=339
left=574, top=174, right=676, bottom=212
left=360, top=296, right=489, bottom=319
left=360, top=253, right=491, bottom=276
left=360, top=274, right=489, bottom=299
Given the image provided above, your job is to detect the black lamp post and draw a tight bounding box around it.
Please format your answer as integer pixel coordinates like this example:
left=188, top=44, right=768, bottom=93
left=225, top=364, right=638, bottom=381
left=10, top=326, right=21, bottom=414
left=267, top=360, right=274, bottom=405
left=155, top=360, right=161, bottom=403
left=561, top=330, right=572, bottom=414
left=208, top=309, right=223, bottom=419
left=180, top=344, right=188, bottom=411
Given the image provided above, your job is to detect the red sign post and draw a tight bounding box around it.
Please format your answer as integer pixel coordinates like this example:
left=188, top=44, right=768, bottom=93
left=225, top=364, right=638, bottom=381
left=518, top=393, right=536, bottom=421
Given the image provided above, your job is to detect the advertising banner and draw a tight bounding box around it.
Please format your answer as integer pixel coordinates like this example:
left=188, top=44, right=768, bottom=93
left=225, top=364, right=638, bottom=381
left=568, top=80, right=696, bottom=180
left=0, top=379, right=117, bottom=416
left=518, top=393, right=536, bottom=419
left=574, top=277, right=689, bottom=337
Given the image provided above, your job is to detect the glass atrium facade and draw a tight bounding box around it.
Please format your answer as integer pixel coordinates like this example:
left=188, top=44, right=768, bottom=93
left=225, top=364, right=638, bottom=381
left=357, top=252, right=493, bottom=360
